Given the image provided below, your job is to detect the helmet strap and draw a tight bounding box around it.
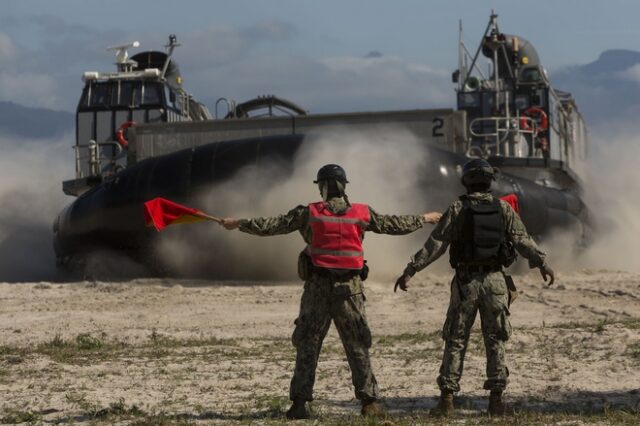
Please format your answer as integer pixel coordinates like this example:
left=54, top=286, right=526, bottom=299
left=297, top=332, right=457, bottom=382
left=319, top=180, right=346, bottom=201
left=320, top=181, right=329, bottom=201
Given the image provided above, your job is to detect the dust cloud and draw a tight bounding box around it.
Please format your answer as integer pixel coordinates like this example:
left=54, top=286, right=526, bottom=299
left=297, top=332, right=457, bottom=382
left=0, top=134, right=72, bottom=282
left=155, top=125, right=640, bottom=280
left=3, top=124, right=634, bottom=283
left=578, top=129, right=640, bottom=272
left=538, top=128, right=640, bottom=273
left=156, top=127, right=458, bottom=281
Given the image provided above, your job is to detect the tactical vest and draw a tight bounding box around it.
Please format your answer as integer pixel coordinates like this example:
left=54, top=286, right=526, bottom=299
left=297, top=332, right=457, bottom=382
left=307, top=202, right=370, bottom=270
left=449, top=196, right=515, bottom=268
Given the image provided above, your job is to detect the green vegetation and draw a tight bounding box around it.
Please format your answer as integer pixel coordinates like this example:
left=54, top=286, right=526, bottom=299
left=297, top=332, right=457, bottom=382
left=544, top=317, right=640, bottom=332
left=0, top=322, right=638, bottom=425
left=627, top=342, right=640, bottom=360
left=0, top=409, right=42, bottom=425
left=377, top=330, right=440, bottom=346
left=3, top=407, right=636, bottom=426
left=148, top=328, right=238, bottom=348
left=252, top=395, right=289, bottom=418
left=35, top=333, right=124, bottom=364
left=0, top=332, right=295, bottom=367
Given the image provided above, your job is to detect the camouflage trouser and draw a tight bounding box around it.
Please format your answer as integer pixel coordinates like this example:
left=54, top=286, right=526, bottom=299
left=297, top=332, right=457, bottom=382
left=437, top=270, right=512, bottom=393
left=289, top=272, right=378, bottom=402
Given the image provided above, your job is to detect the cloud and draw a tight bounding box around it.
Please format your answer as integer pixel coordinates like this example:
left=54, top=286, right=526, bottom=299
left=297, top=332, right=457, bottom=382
left=0, top=32, right=59, bottom=108
left=241, top=19, right=297, bottom=42
left=165, top=20, right=297, bottom=70
left=1, top=14, right=453, bottom=113
left=20, top=14, right=92, bottom=38
left=0, top=72, right=59, bottom=109
left=364, top=51, right=383, bottom=59
left=185, top=53, right=452, bottom=115
left=0, top=33, right=16, bottom=61
left=618, top=63, right=640, bottom=83
left=0, top=20, right=114, bottom=110
left=0, top=18, right=300, bottom=110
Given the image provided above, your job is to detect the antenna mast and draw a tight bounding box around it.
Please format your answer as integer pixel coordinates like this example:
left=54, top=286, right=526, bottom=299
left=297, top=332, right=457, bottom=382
left=161, top=34, right=180, bottom=80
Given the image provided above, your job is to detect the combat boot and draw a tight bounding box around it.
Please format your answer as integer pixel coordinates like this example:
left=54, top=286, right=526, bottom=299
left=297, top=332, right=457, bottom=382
left=286, top=398, right=310, bottom=420
left=361, top=399, right=385, bottom=417
left=488, top=390, right=506, bottom=416
left=430, top=390, right=454, bottom=417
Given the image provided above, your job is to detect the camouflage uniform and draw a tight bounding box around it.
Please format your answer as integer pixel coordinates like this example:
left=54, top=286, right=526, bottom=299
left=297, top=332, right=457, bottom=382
left=239, top=196, right=424, bottom=402
left=404, top=192, right=546, bottom=393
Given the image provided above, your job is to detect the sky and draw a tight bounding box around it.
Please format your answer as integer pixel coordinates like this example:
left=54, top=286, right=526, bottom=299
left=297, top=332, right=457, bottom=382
left=1, top=0, right=639, bottom=112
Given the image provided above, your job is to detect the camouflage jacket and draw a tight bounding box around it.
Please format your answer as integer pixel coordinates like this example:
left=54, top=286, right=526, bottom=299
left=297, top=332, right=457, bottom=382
left=404, top=192, right=546, bottom=275
left=238, top=196, right=425, bottom=242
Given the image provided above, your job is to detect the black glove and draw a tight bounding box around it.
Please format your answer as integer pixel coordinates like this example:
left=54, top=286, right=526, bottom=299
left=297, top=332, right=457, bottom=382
left=540, top=263, right=555, bottom=286
left=394, top=274, right=411, bottom=292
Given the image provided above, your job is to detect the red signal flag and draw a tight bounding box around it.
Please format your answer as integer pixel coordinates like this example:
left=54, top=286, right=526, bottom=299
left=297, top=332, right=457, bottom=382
left=143, top=197, right=221, bottom=231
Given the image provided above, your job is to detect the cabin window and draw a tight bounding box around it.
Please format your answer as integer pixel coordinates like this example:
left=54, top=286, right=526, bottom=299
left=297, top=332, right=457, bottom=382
left=173, top=91, right=183, bottom=112
left=79, top=87, right=90, bottom=107
left=521, top=67, right=541, bottom=83
left=89, top=82, right=116, bottom=107
left=142, top=83, right=163, bottom=106
left=481, top=92, right=495, bottom=116
left=458, top=92, right=480, bottom=108
left=117, top=81, right=141, bottom=107
left=163, top=86, right=183, bottom=113
left=515, top=94, right=530, bottom=111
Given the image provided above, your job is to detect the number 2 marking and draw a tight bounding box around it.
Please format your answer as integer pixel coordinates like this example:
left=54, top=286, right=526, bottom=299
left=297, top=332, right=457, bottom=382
left=432, top=117, right=444, bottom=137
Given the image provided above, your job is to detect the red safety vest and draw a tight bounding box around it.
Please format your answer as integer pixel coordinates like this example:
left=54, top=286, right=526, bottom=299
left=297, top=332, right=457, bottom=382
left=307, top=201, right=370, bottom=270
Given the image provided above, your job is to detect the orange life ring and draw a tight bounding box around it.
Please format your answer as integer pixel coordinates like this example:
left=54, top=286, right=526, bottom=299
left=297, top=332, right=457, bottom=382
left=115, top=120, right=136, bottom=148
left=519, top=107, right=548, bottom=132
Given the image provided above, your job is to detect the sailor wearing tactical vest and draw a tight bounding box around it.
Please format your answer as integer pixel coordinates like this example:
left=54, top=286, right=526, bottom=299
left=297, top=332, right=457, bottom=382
left=220, top=164, right=441, bottom=419
left=393, top=158, right=555, bottom=417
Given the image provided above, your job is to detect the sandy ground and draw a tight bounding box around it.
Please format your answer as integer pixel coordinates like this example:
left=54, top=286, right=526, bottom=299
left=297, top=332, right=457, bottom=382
left=0, top=268, right=639, bottom=424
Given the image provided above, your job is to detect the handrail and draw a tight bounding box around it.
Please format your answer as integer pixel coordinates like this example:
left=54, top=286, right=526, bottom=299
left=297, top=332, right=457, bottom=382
left=468, top=116, right=538, bottom=157
left=73, top=140, right=124, bottom=178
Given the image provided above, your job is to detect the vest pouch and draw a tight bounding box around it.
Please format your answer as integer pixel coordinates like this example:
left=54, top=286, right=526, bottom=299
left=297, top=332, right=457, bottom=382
left=297, top=250, right=313, bottom=281
left=359, top=260, right=369, bottom=281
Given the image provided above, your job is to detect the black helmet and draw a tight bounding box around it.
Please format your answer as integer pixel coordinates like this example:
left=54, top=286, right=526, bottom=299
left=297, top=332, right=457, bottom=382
left=314, top=164, right=349, bottom=184
left=461, top=158, right=496, bottom=186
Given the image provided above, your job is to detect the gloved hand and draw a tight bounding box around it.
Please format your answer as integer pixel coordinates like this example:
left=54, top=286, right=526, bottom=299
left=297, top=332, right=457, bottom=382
left=221, top=218, right=241, bottom=230
left=539, top=263, right=555, bottom=286
left=394, top=273, right=411, bottom=292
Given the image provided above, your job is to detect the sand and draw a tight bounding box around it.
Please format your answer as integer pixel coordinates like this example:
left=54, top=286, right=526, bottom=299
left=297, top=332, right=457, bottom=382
left=0, top=268, right=639, bottom=424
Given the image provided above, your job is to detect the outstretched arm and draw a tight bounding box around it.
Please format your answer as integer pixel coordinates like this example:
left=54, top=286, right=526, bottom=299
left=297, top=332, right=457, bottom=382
left=394, top=206, right=455, bottom=292
left=367, top=208, right=441, bottom=235
left=221, top=205, right=307, bottom=236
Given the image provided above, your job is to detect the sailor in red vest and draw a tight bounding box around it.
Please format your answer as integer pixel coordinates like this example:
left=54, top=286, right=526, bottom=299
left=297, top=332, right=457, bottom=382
left=221, top=164, right=441, bottom=419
